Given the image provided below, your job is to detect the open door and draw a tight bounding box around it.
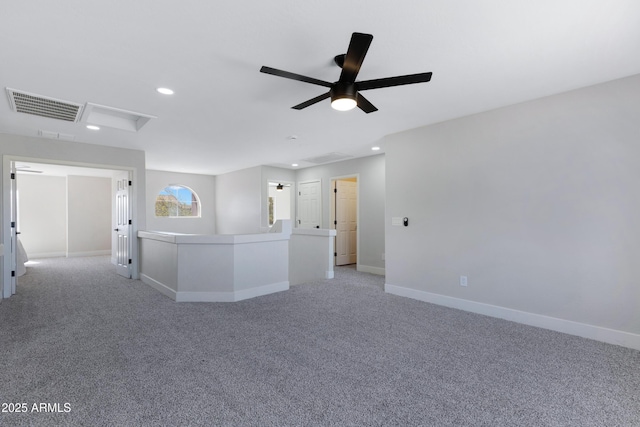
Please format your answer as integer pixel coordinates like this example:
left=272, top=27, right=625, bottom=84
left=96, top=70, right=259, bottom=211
left=114, top=176, right=131, bottom=278
left=333, top=178, right=357, bottom=266
left=9, top=161, right=18, bottom=295
left=2, top=160, right=22, bottom=297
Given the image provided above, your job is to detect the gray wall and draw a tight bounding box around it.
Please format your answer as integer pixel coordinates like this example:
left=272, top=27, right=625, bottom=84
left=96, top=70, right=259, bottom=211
left=17, top=174, right=67, bottom=257
left=146, top=170, right=216, bottom=234
left=384, top=74, right=640, bottom=339
left=19, top=174, right=123, bottom=259
left=67, top=175, right=111, bottom=256
left=296, top=154, right=385, bottom=273
left=214, top=165, right=296, bottom=234
left=211, top=158, right=385, bottom=273
left=215, top=166, right=262, bottom=234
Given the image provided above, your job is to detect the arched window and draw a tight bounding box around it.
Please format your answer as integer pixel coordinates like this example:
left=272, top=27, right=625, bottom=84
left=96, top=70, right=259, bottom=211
left=155, top=185, right=201, bottom=217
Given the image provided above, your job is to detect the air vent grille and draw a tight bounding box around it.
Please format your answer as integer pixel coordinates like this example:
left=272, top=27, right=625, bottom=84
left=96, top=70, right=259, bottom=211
left=6, top=88, right=83, bottom=122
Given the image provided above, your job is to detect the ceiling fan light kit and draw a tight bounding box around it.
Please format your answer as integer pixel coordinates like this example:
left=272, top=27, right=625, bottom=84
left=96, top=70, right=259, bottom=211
left=260, top=32, right=432, bottom=113
left=330, top=81, right=357, bottom=111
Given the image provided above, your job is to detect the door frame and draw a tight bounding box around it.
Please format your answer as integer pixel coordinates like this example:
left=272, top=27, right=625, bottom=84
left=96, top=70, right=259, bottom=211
left=1, top=155, right=138, bottom=299
left=265, top=179, right=295, bottom=229
left=330, top=174, right=359, bottom=268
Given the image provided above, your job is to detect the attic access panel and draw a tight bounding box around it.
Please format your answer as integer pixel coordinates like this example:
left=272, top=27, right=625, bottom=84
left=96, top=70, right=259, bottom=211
left=81, top=103, right=157, bottom=132
left=302, top=152, right=353, bottom=164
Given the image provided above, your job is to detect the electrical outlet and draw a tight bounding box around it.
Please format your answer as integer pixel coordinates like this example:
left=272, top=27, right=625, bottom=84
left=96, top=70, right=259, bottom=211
left=460, top=276, right=468, bottom=287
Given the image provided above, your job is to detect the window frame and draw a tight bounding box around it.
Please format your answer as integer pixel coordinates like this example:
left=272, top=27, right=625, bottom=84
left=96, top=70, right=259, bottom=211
left=154, top=184, right=201, bottom=218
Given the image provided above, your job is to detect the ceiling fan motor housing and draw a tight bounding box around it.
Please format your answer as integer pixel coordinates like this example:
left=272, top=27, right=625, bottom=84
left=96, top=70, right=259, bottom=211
left=331, top=81, right=357, bottom=103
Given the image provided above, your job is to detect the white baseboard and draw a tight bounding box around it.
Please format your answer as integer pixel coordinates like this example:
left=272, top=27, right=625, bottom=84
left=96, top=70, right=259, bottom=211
left=176, top=290, right=235, bottom=302
left=29, top=250, right=111, bottom=260
left=67, top=250, right=111, bottom=258
left=177, top=282, right=289, bottom=302
left=232, top=281, right=289, bottom=302
left=141, top=274, right=289, bottom=303
left=28, top=252, right=67, bottom=259
left=140, top=274, right=177, bottom=300
left=385, top=283, right=640, bottom=351
left=357, top=264, right=385, bottom=276
left=326, top=270, right=334, bottom=279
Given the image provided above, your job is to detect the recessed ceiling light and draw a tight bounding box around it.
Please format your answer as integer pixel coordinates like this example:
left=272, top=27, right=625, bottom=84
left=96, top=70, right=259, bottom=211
left=86, top=125, right=100, bottom=130
left=157, top=87, right=174, bottom=95
left=291, top=163, right=298, bottom=167
left=371, top=146, right=381, bottom=151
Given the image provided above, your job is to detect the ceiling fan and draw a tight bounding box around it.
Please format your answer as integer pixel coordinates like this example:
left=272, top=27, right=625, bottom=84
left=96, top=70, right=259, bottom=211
left=269, top=182, right=290, bottom=191
left=260, top=32, right=432, bottom=113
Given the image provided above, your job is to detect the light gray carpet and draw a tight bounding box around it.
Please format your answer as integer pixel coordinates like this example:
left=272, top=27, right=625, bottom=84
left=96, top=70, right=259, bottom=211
left=1, top=256, right=639, bottom=426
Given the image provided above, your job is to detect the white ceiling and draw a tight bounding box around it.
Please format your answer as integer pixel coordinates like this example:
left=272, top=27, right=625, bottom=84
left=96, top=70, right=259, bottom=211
left=2, top=1, right=640, bottom=176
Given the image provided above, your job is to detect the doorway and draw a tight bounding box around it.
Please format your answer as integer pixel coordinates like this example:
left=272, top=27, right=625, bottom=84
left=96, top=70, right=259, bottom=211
left=267, top=181, right=294, bottom=227
left=2, top=159, right=133, bottom=298
left=331, top=176, right=358, bottom=266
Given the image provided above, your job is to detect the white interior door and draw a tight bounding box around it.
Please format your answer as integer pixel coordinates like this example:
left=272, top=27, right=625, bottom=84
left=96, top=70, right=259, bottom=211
left=9, top=162, right=18, bottom=294
left=115, top=177, right=131, bottom=278
left=297, top=180, right=321, bottom=229
left=335, top=179, right=357, bottom=265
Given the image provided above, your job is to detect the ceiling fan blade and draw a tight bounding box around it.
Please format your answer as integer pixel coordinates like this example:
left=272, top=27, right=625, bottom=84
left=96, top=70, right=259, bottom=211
left=260, top=66, right=333, bottom=88
left=356, top=93, right=378, bottom=114
left=339, top=32, right=373, bottom=83
left=356, top=72, right=433, bottom=91
left=292, top=92, right=331, bottom=110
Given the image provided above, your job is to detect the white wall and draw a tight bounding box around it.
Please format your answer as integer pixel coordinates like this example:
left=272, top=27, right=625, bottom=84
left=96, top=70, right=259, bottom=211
left=290, top=229, right=335, bottom=285
left=17, top=174, right=67, bottom=257
left=146, top=170, right=216, bottom=234
left=296, top=154, right=385, bottom=274
left=17, top=174, right=116, bottom=258
left=384, top=74, right=640, bottom=348
left=68, top=176, right=111, bottom=256
left=215, top=166, right=262, bottom=234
